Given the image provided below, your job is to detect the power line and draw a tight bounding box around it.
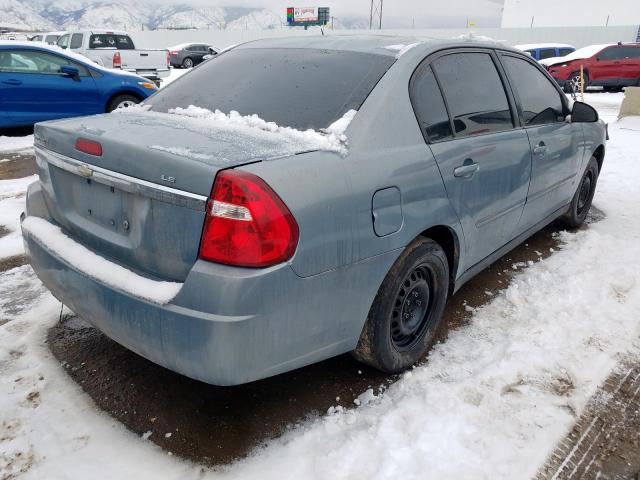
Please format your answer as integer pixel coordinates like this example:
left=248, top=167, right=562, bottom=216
left=369, top=0, right=383, bottom=29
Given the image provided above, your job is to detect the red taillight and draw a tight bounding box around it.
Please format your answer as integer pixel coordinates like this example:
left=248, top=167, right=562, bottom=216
left=199, top=170, right=299, bottom=268
left=170, top=50, right=179, bottom=56
left=167, top=51, right=171, bottom=67
left=112, top=51, right=121, bottom=68
left=75, top=138, right=102, bottom=156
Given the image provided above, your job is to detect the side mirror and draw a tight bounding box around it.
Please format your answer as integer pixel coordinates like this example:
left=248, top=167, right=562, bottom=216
left=60, top=65, right=80, bottom=79
left=571, top=101, right=598, bottom=123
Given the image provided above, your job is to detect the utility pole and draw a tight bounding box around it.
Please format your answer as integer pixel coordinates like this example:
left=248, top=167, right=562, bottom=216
left=369, top=0, right=383, bottom=30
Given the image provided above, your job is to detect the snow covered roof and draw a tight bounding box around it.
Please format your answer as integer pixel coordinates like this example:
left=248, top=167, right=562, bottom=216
left=0, top=41, right=146, bottom=78
left=539, top=43, right=614, bottom=66
left=514, top=43, right=575, bottom=50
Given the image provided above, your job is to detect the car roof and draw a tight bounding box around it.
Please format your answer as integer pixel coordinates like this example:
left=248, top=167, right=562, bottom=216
left=235, top=34, right=516, bottom=58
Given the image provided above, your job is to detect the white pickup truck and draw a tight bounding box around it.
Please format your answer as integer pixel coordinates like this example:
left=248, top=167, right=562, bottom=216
left=56, top=29, right=169, bottom=84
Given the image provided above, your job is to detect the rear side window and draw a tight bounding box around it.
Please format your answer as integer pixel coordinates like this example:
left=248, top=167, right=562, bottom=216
left=70, top=33, right=83, bottom=49
left=559, top=48, right=574, bottom=57
left=539, top=48, right=556, bottom=60
left=89, top=34, right=135, bottom=50
left=502, top=55, right=565, bottom=126
left=409, top=64, right=453, bottom=142
left=432, top=52, right=513, bottom=138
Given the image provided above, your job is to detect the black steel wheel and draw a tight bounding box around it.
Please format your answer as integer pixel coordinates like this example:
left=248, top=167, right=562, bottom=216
left=559, top=156, right=599, bottom=229
left=353, top=237, right=449, bottom=373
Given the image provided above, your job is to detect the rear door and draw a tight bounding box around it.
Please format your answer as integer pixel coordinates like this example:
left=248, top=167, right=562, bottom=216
left=618, top=46, right=640, bottom=85
left=0, top=48, right=100, bottom=124
left=415, top=50, right=532, bottom=268
left=591, top=46, right=625, bottom=86
left=499, top=53, right=582, bottom=227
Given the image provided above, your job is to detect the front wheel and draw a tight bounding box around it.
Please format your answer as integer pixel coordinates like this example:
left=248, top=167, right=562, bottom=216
left=565, top=71, right=588, bottom=94
left=559, top=156, right=599, bottom=229
left=352, top=237, right=449, bottom=373
left=107, top=94, right=140, bottom=112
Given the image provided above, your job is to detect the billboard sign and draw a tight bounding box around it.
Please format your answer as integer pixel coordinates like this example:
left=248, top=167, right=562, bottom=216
left=287, top=7, right=329, bottom=26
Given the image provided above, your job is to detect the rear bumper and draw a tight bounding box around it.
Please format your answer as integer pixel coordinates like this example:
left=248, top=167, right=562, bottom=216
left=22, top=182, right=397, bottom=385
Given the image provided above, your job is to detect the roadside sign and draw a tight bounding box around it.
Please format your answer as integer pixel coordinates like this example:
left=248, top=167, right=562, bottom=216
left=287, top=7, right=330, bottom=27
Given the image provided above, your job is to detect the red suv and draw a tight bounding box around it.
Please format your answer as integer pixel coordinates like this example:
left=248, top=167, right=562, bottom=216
left=545, top=43, right=640, bottom=93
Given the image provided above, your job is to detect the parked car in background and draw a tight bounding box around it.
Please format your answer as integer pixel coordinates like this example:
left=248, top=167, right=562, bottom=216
left=0, top=41, right=157, bottom=128
left=21, top=36, right=605, bottom=386
left=542, top=42, right=640, bottom=92
left=168, top=43, right=218, bottom=68
left=56, top=29, right=169, bottom=85
left=30, top=31, right=67, bottom=45
left=514, top=43, right=575, bottom=61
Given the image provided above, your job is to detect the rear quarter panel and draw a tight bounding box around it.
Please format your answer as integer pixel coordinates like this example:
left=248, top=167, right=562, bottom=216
left=243, top=47, right=464, bottom=280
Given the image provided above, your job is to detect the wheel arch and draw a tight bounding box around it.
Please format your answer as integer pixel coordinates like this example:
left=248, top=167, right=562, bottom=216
left=592, top=144, right=605, bottom=172
left=104, top=90, right=144, bottom=112
left=418, top=225, right=460, bottom=293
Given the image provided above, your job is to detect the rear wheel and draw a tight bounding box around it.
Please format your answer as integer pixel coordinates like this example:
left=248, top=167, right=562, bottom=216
left=352, top=237, right=449, bottom=373
left=107, top=94, right=140, bottom=112
left=182, top=57, right=194, bottom=68
left=559, top=156, right=599, bottom=229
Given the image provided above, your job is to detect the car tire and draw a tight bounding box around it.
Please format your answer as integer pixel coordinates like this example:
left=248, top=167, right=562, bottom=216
left=565, top=71, right=588, bottom=93
left=106, top=94, right=140, bottom=112
left=182, top=57, right=194, bottom=68
left=352, top=237, right=449, bottom=373
left=603, top=86, right=623, bottom=93
left=559, top=156, right=599, bottom=229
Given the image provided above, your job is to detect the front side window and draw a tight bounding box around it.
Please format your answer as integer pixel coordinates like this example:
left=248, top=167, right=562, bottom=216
left=502, top=55, right=565, bottom=126
left=57, top=34, right=70, bottom=49
left=70, top=33, right=83, bottom=49
left=409, top=64, right=453, bottom=142
left=598, top=47, right=621, bottom=61
left=0, top=50, right=89, bottom=76
left=45, top=34, right=60, bottom=44
left=559, top=48, right=574, bottom=57
left=539, top=48, right=557, bottom=60
left=147, top=48, right=395, bottom=130
left=89, top=34, right=135, bottom=50
left=432, top=52, right=513, bottom=138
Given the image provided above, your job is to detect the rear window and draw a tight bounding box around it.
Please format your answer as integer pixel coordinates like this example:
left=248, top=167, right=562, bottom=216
left=89, top=34, right=135, bottom=50
left=147, top=48, right=395, bottom=130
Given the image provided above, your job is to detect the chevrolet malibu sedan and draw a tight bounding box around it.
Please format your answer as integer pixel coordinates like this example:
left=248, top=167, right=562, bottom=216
left=21, top=36, right=606, bottom=385
left=0, top=41, right=157, bottom=128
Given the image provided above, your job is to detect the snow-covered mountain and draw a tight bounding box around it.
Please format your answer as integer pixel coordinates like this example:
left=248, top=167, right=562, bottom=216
left=0, top=0, right=365, bottom=32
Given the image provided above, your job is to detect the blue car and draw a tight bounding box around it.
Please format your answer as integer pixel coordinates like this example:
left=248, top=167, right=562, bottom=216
left=514, top=43, right=576, bottom=61
left=0, top=41, right=157, bottom=128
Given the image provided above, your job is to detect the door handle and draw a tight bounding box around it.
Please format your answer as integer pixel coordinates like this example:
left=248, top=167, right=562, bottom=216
left=453, top=160, right=479, bottom=178
left=533, top=142, right=548, bottom=156
left=1, top=79, right=22, bottom=85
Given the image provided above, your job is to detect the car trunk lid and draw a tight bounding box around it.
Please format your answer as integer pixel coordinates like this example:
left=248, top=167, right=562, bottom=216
left=33, top=111, right=312, bottom=281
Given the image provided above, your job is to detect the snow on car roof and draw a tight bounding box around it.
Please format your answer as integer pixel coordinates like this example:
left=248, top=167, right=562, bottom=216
left=167, top=43, right=193, bottom=51
left=0, top=41, right=145, bottom=78
left=514, top=43, right=575, bottom=51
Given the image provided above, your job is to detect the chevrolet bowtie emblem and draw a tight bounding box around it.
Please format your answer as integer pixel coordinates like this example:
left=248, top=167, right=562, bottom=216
left=77, top=164, right=93, bottom=178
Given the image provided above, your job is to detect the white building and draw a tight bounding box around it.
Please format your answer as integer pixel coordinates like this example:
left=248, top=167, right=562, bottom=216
left=501, top=0, right=640, bottom=28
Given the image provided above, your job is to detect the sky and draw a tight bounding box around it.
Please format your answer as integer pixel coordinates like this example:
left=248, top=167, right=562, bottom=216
left=153, top=0, right=506, bottom=28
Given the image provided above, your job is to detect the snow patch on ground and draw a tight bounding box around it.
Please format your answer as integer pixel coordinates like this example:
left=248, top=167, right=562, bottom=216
left=0, top=175, right=37, bottom=261
left=0, top=135, right=34, bottom=153
left=21, top=217, right=182, bottom=305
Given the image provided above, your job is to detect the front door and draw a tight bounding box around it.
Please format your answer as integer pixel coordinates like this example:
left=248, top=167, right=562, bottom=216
left=418, top=51, right=532, bottom=269
left=500, top=53, right=583, bottom=227
left=0, top=49, right=100, bottom=125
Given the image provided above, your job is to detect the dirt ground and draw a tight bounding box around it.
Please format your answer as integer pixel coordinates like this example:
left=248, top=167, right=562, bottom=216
left=0, top=153, right=37, bottom=180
